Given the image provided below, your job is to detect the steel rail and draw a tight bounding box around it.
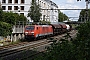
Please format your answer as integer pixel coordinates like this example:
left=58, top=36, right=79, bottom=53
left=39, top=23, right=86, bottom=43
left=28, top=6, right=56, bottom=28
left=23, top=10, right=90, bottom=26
left=0, top=40, right=48, bottom=57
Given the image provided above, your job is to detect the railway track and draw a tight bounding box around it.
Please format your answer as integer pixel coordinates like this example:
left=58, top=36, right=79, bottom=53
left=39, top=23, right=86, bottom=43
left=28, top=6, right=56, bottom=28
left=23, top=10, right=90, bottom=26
left=48, top=30, right=78, bottom=41
left=0, top=39, right=52, bottom=60
left=21, top=30, right=78, bottom=60
left=0, top=30, right=77, bottom=60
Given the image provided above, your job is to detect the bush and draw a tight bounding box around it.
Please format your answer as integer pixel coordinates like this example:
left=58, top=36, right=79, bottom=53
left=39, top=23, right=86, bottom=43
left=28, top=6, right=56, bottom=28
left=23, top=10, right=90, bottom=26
left=0, top=21, right=12, bottom=36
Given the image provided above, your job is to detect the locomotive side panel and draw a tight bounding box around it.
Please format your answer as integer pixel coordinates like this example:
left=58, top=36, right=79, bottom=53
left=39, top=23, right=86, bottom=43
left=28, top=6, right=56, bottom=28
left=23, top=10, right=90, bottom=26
left=48, top=26, right=53, bottom=35
left=34, top=26, right=40, bottom=38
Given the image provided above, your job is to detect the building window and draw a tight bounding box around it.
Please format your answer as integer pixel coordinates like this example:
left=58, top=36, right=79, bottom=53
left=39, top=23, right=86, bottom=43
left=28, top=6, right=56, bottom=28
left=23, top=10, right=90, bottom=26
left=8, top=0, right=12, bottom=3
left=2, top=0, right=6, bottom=3
left=43, top=15, right=45, bottom=20
left=8, top=6, right=12, bottom=10
left=20, top=13, right=24, bottom=15
left=48, top=5, right=49, bottom=9
left=14, top=6, right=18, bottom=10
left=55, top=10, right=57, bottom=12
left=14, top=0, right=18, bottom=3
left=21, top=0, right=24, bottom=3
left=20, top=6, right=24, bottom=10
left=44, top=3, right=46, bottom=7
left=2, top=6, right=6, bottom=10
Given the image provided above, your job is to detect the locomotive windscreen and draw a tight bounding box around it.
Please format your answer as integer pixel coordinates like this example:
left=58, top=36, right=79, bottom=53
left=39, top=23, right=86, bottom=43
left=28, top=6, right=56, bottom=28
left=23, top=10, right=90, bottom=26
left=26, top=26, right=34, bottom=30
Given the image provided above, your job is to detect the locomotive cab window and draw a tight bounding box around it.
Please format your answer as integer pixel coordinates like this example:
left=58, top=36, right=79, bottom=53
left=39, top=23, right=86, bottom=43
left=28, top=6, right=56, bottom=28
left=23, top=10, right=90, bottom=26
left=26, top=26, right=34, bottom=30
left=37, top=27, right=38, bottom=30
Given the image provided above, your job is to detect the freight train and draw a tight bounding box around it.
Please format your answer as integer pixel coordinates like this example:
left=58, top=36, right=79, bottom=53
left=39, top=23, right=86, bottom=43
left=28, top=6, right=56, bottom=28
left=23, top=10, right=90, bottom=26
left=24, top=22, right=72, bottom=40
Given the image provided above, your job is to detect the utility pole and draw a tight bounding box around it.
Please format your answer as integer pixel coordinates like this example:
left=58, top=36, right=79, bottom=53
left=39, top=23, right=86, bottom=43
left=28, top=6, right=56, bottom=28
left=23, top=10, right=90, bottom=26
left=86, top=1, right=88, bottom=9
left=0, top=1, right=1, bottom=8
left=85, top=0, right=89, bottom=22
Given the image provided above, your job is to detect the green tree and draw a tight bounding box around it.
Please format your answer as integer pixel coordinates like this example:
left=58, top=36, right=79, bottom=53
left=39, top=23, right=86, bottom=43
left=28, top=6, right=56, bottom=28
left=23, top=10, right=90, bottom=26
left=18, top=14, right=27, bottom=22
left=0, top=21, right=12, bottom=36
left=2, top=12, right=27, bottom=25
left=2, top=12, right=16, bottom=25
left=58, top=11, right=68, bottom=22
left=28, top=0, right=42, bottom=22
left=0, top=8, right=3, bottom=21
left=72, top=22, right=90, bottom=60
left=78, top=9, right=90, bottom=22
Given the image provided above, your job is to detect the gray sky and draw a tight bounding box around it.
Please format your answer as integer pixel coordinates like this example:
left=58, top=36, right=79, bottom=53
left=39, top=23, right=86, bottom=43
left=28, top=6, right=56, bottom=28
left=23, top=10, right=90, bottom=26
left=52, top=0, right=89, bottom=21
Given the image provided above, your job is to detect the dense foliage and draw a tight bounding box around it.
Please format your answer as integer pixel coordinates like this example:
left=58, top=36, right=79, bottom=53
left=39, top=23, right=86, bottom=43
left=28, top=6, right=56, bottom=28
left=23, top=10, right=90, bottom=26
left=0, top=22, right=12, bottom=36
left=2, top=12, right=27, bottom=25
left=0, top=9, right=27, bottom=36
left=0, top=8, right=3, bottom=20
left=78, top=9, right=90, bottom=22
left=58, top=11, right=68, bottom=22
left=28, top=0, right=42, bottom=22
left=34, top=22, right=90, bottom=60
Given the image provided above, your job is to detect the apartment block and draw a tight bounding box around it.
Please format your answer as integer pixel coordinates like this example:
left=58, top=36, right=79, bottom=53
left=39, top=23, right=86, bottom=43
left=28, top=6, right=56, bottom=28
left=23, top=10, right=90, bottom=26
left=0, top=0, right=58, bottom=22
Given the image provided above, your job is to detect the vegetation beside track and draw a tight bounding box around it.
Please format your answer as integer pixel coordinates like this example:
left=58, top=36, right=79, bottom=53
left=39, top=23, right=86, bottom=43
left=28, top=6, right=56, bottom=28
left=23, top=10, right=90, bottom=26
left=33, top=22, right=90, bottom=60
left=0, top=8, right=27, bottom=37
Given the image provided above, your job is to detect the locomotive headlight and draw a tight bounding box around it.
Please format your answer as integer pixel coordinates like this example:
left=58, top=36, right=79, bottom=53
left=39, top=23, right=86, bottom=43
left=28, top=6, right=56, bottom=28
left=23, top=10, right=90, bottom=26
left=25, top=32, right=28, bottom=34
left=25, top=32, right=28, bottom=35
left=31, top=32, right=34, bottom=35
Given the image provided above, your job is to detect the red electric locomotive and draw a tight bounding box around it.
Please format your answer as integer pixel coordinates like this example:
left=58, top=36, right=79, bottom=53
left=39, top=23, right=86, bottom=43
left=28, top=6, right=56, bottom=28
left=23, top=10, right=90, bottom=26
left=24, top=25, right=53, bottom=40
left=24, top=22, right=72, bottom=40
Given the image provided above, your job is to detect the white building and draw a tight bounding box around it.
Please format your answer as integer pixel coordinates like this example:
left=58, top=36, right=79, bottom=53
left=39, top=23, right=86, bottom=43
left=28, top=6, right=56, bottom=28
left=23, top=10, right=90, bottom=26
left=0, top=0, right=58, bottom=22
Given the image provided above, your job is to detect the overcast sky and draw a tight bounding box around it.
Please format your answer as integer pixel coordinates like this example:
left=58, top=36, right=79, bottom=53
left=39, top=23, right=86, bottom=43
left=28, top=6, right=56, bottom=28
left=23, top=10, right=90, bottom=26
left=52, top=0, right=90, bottom=21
